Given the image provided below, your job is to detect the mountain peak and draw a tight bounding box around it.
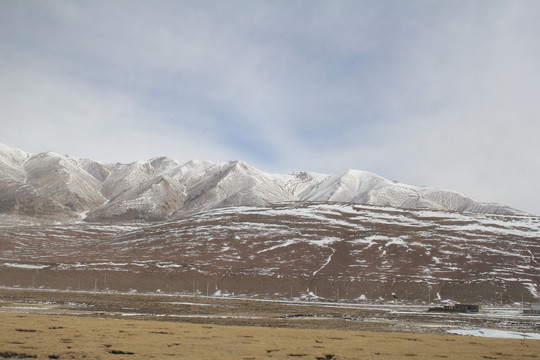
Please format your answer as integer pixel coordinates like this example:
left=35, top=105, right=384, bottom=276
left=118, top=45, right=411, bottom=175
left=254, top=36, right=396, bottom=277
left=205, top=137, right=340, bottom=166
left=0, top=143, right=31, bottom=167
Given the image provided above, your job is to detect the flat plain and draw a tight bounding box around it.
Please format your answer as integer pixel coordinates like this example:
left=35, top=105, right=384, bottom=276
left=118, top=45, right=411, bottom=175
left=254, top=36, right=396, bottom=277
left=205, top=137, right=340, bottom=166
left=1, top=289, right=539, bottom=359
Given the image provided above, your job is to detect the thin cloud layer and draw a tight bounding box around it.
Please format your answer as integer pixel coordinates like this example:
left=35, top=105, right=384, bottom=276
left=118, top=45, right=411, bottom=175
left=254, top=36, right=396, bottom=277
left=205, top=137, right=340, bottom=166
left=1, top=1, right=539, bottom=214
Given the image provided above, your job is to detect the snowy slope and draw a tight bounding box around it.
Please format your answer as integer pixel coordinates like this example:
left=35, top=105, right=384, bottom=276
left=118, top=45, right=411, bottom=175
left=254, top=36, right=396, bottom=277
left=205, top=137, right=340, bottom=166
left=23, top=152, right=107, bottom=211
left=0, top=143, right=525, bottom=222
left=0, top=143, right=30, bottom=182
left=180, top=160, right=295, bottom=213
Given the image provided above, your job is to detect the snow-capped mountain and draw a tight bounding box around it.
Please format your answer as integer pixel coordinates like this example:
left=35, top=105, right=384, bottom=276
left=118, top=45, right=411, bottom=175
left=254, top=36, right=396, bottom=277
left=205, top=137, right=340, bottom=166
left=1, top=143, right=538, bottom=302
left=0, top=143, right=524, bottom=222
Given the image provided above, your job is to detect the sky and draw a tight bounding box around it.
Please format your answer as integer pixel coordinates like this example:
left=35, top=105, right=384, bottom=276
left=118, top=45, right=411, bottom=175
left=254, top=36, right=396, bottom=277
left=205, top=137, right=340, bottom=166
left=1, top=0, right=539, bottom=215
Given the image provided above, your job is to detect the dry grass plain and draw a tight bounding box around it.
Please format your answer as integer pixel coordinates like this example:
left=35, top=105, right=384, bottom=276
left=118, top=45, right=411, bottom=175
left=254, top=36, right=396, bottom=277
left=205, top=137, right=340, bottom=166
left=1, top=312, right=539, bottom=360
left=0, top=289, right=539, bottom=359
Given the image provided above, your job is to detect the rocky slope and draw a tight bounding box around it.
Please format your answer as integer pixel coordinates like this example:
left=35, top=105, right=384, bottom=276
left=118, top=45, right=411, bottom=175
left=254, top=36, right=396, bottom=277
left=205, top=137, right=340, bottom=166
left=0, top=143, right=524, bottom=222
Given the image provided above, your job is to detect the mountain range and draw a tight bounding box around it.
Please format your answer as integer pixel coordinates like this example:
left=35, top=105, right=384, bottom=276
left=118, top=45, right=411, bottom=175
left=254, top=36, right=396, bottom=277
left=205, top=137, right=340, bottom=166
left=0, top=142, right=523, bottom=223
left=1, top=143, right=539, bottom=302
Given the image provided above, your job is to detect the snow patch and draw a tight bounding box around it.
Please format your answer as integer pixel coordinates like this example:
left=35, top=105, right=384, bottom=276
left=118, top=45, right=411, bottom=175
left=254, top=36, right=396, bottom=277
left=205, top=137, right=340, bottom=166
left=313, top=249, right=335, bottom=276
left=447, top=328, right=540, bottom=339
left=2, top=263, right=48, bottom=269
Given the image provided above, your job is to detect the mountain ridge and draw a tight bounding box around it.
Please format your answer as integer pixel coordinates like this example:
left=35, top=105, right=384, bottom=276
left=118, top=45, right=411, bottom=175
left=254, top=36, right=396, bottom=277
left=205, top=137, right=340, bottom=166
left=0, top=143, right=525, bottom=222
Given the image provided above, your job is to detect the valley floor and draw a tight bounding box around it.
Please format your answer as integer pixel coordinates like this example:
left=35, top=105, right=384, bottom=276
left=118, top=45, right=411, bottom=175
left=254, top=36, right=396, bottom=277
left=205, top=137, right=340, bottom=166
left=0, top=288, right=539, bottom=359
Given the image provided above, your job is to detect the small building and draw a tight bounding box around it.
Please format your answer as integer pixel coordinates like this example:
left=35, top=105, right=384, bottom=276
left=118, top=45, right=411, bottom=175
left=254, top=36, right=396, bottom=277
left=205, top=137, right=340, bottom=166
left=428, top=304, right=484, bottom=313
left=454, top=304, right=484, bottom=313
left=524, top=304, right=540, bottom=315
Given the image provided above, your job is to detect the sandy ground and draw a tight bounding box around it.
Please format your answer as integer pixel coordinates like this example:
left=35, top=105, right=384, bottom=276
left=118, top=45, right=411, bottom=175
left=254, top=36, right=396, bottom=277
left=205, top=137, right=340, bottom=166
left=0, top=288, right=539, bottom=359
